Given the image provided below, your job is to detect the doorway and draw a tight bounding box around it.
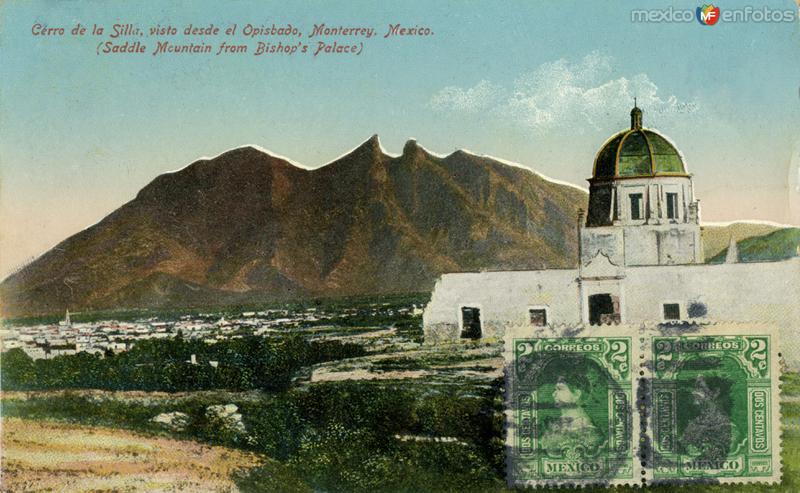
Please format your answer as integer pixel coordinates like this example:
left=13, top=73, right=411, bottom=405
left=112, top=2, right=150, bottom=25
left=460, top=307, right=482, bottom=339
left=589, top=293, right=619, bottom=325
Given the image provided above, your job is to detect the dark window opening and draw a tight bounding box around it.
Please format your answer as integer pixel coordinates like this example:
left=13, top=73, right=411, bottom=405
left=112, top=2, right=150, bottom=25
left=589, top=294, right=620, bottom=325
left=529, top=309, right=547, bottom=327
left=666, top=193, right=678, bottom=220
left=461, top=307, right=482, bottom=339
left=586, top=187, right=613, bottom=227
left=629, top=194, right=643, bottom=220
left=663, top=303, right=680, bottom=321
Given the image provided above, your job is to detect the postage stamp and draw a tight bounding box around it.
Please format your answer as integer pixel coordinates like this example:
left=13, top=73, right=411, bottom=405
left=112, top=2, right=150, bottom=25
left=504, top=326, right=641, bottom=487
left=649, top=326, right=782, bottom=484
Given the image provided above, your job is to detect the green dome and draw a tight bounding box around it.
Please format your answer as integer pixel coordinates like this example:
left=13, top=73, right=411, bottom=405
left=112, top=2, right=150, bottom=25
left=592, top=107, right=687, bottom=180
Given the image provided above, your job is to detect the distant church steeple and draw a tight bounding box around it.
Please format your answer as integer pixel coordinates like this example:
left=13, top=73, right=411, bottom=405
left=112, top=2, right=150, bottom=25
left=58, top=308, right=71, bottom=335
left=630, top=99, right=643, bottom=129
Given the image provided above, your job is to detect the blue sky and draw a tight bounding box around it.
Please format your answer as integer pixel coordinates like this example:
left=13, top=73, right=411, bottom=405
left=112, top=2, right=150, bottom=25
left=1, top=0, right=799, bottom=276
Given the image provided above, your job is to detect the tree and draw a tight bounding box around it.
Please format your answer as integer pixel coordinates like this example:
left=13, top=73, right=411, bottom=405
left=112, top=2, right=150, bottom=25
left=1, top=349, right=36, bottom=389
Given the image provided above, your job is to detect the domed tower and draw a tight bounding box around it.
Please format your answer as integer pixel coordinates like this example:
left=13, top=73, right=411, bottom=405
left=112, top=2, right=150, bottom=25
left=580, top=104, right=702, bottom=267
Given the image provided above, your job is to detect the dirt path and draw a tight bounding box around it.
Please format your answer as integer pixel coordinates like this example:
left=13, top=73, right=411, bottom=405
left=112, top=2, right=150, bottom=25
left=1, top=417, right=262, bottom=492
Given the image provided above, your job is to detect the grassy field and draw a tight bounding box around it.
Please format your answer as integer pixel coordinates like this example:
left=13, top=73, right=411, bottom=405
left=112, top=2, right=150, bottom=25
left=2, top=313, right=799, bottom=492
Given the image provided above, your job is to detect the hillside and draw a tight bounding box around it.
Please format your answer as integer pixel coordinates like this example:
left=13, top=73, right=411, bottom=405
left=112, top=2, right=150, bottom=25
left=700, top=222, right=784, bottom=261
left=0, top=136, right=588, bottom=318
left=708, top=227, right=800, bottom=264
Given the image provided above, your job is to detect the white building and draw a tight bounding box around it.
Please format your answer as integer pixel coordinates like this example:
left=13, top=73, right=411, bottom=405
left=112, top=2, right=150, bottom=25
left=423, top=106, right=799, bottom=361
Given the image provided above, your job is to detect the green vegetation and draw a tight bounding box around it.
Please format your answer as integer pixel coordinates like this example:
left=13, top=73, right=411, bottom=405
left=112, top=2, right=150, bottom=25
left=700, top=222, right=781, bottom=261
left=2, top=298, right=799, bottom=492
left=709, top=227, right=800, bottom=264
left=1, top=335, right=364, bottom=392
left=4, top=374, right=800, bottom=493
left=2, top=381, right=507, bottom=492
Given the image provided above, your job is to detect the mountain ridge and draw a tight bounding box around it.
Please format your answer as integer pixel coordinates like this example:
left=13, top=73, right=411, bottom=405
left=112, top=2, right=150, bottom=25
left=151, top=136, right=589, bottom=191
left=0, top=136, right=589, bottom=318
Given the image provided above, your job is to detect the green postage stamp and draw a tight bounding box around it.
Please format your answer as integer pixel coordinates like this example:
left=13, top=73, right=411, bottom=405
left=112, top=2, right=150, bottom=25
left=504, top=327, right=640, bottom=487
left=505, top=323, right=781, bottom=488
left=650, top=327, right=782, bottom=485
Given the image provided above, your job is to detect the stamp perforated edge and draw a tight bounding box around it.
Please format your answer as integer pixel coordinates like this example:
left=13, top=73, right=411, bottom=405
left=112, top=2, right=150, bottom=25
left=644, top=322, right=783, bottom=486
left=503, top=325, right=645, bottom=488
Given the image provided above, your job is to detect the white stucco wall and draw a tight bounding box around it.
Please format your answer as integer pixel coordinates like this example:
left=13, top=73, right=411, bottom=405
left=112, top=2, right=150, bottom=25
left=423, top=258, right=800, bottom=364
left=581, top=218, right=701, bottom=267
left=422, top=269, right=581, bottom=342
left=621, top=258, right=800, bottom=361
left=622, top=224, right=700, bottom=265
left=581, top=226, right=624, bottom=266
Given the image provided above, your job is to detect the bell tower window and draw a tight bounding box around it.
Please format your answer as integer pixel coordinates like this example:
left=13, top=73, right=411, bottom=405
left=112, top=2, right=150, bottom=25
left=629, top=193, right=643, bottom=220
left=666, top=193, right=678, bottom=220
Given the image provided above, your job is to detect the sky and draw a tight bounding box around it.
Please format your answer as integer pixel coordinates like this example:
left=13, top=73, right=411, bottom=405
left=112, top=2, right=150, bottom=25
left=1, top=0, right=799, bottom=277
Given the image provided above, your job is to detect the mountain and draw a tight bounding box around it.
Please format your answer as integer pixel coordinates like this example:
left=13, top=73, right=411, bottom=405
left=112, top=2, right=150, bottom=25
left=0, top=136, right=588, bottom=318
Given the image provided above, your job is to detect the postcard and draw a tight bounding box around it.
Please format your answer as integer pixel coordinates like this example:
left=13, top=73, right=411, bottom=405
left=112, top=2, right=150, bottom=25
left=1, top=1, right=798, bottom=491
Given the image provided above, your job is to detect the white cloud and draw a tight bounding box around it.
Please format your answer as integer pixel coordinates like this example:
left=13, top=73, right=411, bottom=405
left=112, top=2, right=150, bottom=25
left=430, top=51, right=699, bottom=134
left=429, top=80, right=503, bottom=112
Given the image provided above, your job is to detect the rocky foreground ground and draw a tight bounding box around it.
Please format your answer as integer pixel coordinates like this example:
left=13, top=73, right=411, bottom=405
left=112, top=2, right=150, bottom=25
left=1, top=417, right=262, bottom=492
